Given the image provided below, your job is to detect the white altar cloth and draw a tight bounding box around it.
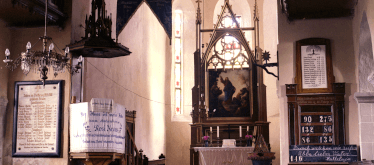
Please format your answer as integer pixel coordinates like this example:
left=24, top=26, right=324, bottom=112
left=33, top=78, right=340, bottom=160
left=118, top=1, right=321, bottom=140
left=193, top=147, right=254, bottom=165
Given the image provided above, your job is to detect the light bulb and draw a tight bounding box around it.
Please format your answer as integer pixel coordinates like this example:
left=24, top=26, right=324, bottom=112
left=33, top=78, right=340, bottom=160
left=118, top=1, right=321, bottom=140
left=65, top=47, right=69, bottom=54
left=49, top=43, right=54, bottom=52
left=78, top=55, right=83, bottom=63
left=5, top=48, right=10, bottom=57
left=26, top=42, right=32, bottom=50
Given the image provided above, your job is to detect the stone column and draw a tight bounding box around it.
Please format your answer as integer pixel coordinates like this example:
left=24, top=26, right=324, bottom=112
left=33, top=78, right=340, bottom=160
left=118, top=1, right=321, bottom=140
left=0, top=97, right=8, bottom=165
left=354, top=92, right=374, bottom=160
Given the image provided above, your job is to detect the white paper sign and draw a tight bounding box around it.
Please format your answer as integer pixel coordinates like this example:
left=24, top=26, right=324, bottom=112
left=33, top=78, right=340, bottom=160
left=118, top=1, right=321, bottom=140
left=16, top=84, right=59, bottom=154
left=70, top=102, right=126, bottom=153
left=301, top=45, right=327, bottom=89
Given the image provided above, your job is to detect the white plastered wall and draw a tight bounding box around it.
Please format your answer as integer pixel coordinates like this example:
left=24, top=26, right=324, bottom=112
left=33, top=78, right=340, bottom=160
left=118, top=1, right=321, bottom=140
left=278, top=2, right=358, bottom=165
left=263, top=0, right=280, bottom=164
left=81, top=2, right=170, bottom=160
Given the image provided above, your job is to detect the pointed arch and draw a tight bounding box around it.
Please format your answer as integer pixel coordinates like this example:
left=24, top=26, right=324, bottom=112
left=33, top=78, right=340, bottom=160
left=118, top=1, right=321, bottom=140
left=358, top=11, right=374, bottom=92
left=203, top=0, right=255, bottom=69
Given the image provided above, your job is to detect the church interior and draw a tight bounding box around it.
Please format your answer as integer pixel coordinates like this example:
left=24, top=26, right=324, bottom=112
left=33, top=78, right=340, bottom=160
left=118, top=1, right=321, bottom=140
left=0, top=0, right=373, bottom=165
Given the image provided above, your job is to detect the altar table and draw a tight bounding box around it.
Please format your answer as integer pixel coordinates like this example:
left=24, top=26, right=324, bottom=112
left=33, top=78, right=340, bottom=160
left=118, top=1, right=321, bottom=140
left=193, top=147, right=254, bottom=165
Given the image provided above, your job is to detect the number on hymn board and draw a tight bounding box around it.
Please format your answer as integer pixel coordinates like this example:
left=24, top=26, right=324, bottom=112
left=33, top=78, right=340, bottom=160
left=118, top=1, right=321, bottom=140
left=303, top=116, right=312, bottom=123
left=302, top=115, right=333, bottom=123
left=323, top=125, right=332, bottom=133
left=290, top=155, right=303, bottom=162
left=301, top=126, right=314, bottom=133
left=319, top=115, right=333, bottom=123
left=301, top=136, right=311, bottom=144
left=319, top=136, right=333, bottom=143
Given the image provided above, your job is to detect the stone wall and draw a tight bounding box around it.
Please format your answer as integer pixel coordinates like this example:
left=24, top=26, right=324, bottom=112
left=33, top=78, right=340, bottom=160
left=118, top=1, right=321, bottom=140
left=352, top=0, right=374, bottom=161
left=355, top=93, right=374, bottom=160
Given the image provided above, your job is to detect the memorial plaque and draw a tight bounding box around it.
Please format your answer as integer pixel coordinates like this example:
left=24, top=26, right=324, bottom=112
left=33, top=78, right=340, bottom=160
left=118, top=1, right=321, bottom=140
left=12, top=81, right=63, bottom=157
left=289, top=145, right=358, bottom=162
left=295, top=38, right=334, bottom=93
left=301, top=45, right=327, bottom=89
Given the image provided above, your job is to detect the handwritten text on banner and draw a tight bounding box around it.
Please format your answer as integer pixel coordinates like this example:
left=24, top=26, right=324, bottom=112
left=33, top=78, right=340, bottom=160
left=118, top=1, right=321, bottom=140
left=70, top=102, right=126, bottom=153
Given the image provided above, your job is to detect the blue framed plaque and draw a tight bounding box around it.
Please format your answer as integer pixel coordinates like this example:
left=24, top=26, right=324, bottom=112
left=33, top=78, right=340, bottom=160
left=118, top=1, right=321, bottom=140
left=289, top=145, right=358, bottom=163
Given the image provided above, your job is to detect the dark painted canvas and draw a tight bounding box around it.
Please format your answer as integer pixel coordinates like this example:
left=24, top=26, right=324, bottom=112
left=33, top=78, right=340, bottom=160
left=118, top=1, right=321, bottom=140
left=209, top=69, right=251, bottom=117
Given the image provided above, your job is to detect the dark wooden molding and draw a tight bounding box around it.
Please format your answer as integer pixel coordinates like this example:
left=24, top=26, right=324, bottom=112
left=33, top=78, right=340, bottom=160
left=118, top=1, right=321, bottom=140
left=281, top=0, right=356, bottom=21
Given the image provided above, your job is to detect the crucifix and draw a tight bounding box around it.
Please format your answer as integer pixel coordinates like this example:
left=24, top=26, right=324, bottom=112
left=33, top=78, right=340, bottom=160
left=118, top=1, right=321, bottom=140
left=222, top=125, right=235, bottom=139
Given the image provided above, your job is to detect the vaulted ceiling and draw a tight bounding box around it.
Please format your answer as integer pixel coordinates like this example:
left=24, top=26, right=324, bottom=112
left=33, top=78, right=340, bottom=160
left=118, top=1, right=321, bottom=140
left=280, top=0, right=357, bottom=21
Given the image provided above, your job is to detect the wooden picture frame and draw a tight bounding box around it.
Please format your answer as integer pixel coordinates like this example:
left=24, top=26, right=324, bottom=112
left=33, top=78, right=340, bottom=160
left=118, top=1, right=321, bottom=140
left=12, top=80, right=63, bottom=157
left=295, top=38, right=334, bottom=93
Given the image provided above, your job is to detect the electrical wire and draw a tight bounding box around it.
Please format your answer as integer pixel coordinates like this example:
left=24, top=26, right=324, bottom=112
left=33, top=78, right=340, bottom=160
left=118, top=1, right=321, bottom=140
left=86, top=60, right=173, bottom=106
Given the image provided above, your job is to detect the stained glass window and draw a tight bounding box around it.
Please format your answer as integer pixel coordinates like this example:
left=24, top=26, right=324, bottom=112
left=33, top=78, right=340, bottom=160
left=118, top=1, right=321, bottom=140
left=208, top=15, right=250, bottom=70
left=175, top=64, right=181, bottom=88
left=175, top=11, right=182, bottom=115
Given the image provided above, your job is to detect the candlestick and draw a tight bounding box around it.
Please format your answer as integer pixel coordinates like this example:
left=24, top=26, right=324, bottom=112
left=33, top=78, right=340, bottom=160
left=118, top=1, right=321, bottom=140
left=210, top=131, right=213, bottom=147
left=217, top=137, right=220, bottom=147
left=217, top=126, right=219, bottom=138
left=239, top=126, right=242, bottom=137
left=210, top=127, right=212, bottom=132
left=247, top=126, right=249, bottom=132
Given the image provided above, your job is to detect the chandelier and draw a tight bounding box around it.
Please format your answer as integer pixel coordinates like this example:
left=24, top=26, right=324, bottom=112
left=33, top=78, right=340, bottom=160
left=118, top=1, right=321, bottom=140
left=3, top=0, right=82, bottom=85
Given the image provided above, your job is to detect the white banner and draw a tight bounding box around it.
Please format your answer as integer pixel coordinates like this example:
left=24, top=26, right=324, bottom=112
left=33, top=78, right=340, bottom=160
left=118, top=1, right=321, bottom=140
left=70, top=102, right=126, bottom=153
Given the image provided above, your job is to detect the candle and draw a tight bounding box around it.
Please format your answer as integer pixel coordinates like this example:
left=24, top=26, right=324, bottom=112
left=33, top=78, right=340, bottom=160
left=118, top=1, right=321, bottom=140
left=239, top=126, right=242, bottom=137
left=210, top=127, right=212, bottom=132
left=217, top=126, right=219, bottom=137
left=247, top=126, right=249, bottom=132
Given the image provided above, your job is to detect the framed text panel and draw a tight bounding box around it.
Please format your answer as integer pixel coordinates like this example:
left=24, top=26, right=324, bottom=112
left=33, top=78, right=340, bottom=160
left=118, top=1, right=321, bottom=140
left=295, top=38, right=334, bottom=93
left=12, top=80, right=63, bottom=157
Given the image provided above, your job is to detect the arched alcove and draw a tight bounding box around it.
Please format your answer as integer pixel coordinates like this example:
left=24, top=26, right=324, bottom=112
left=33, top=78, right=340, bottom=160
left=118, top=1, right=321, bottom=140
left=359, top=11, right=374, bottom=92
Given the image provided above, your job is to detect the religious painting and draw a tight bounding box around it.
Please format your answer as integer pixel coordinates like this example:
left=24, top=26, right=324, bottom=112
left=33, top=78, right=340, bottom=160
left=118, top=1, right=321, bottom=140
left=208, top=69, right=251, bottom=117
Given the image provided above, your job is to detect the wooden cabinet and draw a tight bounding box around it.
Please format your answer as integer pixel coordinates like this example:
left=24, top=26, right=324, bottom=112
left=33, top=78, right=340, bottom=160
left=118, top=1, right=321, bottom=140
left=286, top=83, right=345, bottom=145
